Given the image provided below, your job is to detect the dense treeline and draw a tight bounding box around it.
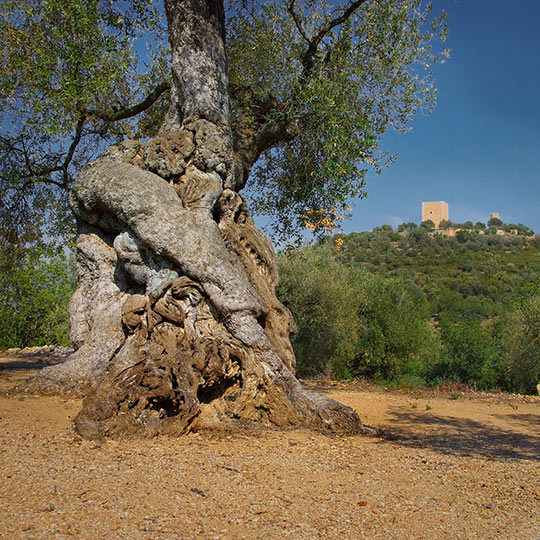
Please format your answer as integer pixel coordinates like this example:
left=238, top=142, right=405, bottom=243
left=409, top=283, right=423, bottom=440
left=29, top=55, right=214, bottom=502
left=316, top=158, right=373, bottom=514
left=0, top=186, right=75, bottom=349
left=277, top=224, right=539, bottom=394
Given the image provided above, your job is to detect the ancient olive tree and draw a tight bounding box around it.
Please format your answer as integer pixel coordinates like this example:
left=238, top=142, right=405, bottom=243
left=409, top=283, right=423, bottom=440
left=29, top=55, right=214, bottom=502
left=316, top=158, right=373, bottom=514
left=1, top=0, right=448, bottom=438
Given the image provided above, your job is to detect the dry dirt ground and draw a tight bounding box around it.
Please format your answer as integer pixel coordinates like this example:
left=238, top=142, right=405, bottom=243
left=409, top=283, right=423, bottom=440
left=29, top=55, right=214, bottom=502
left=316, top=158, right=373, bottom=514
left=0, top=352, right=539, bottom=539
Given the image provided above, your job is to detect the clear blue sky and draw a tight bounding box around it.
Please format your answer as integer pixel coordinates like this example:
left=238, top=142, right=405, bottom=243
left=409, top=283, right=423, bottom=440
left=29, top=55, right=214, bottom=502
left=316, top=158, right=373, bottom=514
left=339, top=0, right=540, bottom=233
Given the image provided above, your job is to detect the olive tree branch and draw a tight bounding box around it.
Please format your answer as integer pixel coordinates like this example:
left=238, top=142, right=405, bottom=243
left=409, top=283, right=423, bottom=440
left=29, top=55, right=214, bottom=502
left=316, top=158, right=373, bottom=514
left=82, top=81, right=170, bottom=122
left=11, top=82, right=170, bottom=192
left=286, top=0, right=311, bottom=45
left=300, top=0, right=368, bottom=76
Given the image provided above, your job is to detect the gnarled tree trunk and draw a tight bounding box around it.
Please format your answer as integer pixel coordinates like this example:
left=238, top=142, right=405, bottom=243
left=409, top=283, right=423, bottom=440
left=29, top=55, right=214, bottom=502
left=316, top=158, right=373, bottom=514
left=22, top=0, right=362, bottom=439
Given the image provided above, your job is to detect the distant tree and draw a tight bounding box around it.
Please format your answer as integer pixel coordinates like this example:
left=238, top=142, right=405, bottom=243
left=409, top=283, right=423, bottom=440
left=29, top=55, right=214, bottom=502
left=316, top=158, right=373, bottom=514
left=500, top=296, right=540, bottom=394
left=438, top=219, right=453, bottom=230
left=514, top=223, right=534, bottom=236
left=397, top=222, right=419, bottom=233
left=488, top=216, right=503, bottom=228
left=456, top=229, right=473, bottom=243
left=438, top=321, right=501, bottom=389
left=0, top=249, right=76, bottom=348
left=420, top=219, right=435, bottom=231
left=351, top=268, right=440, bottom=380
left=474, top=221, right=486, bottom=230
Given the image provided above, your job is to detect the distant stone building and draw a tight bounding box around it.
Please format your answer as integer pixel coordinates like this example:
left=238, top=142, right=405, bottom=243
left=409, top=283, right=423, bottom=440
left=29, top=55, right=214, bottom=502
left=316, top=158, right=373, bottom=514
left=422, top=201, right=448, bottom=228
left=490, top=212, right=500, bottom=220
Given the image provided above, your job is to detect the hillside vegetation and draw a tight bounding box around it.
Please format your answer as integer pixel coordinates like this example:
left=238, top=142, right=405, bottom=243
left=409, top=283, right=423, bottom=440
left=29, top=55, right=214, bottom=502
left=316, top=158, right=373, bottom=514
left=277, top=222, right=540, bottom=394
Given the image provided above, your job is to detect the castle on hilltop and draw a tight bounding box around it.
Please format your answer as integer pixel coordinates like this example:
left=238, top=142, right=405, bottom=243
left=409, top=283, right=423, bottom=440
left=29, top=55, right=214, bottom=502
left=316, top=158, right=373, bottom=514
left=421, top=201, right=448, bottom=228
left=420, top=202, right=518, bottom=236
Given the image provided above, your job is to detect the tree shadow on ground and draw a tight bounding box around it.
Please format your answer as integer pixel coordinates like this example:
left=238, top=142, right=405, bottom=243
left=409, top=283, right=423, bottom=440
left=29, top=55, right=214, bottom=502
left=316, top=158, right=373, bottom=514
left=0, top=359, right=51, bottom=372
left=0, top=353, right=67, bottom=372
left=0, top=354, right=69, bottom=392
left=494, top=413, right=540, bottom=436
left=382, top=408, right=540, bottom=461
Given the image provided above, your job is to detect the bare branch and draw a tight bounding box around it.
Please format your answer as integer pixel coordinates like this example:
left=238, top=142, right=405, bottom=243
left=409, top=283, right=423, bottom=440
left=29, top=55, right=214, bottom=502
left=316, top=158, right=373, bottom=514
left=300, top=0, right=368, bottom=76
left=287, top=1, right=311, bottom=45
left=61, top=114, right=87, bottom=185
left=6, top=83, right=170, bottom=193
left=83, top=81, right=170, bottom=122
left=13, top=115, right=86, bottom=191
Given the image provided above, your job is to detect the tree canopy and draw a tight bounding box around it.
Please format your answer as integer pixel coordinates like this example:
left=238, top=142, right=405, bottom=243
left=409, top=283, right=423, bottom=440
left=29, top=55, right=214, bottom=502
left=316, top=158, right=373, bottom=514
left=1, top=0, right=448, bottom=241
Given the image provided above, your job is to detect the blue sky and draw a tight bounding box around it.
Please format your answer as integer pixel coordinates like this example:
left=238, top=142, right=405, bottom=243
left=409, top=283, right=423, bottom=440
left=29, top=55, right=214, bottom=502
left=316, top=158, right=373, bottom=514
left=337, top=0, right=540, bottom=233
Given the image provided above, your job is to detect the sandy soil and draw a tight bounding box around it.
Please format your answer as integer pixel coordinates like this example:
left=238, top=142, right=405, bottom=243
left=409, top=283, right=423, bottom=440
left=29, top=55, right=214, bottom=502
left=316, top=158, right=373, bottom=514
left=0, top=353, right=539, bottom=539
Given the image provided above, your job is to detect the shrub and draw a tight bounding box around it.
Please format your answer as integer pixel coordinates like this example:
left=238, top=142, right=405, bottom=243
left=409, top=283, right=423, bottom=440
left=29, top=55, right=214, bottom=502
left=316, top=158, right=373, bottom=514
left=277, top=246, right=360, bottom=378
left=499, top=296, right=540, bottom=394
left=351, top=269, right=440, bottom=380
left=0, top=249, right=76, bottom=348
left=436, top=320, right=501, bottom=389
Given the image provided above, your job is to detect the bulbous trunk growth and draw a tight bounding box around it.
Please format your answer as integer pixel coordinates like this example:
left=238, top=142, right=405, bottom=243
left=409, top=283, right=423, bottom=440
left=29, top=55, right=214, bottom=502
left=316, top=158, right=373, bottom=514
left=21, top=0, right=362, bottom=438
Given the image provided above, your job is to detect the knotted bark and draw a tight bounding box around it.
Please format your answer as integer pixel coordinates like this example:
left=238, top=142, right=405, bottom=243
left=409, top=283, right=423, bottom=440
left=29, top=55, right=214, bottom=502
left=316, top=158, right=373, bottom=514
left=62, top=133, right=361, bottom=438
left=20, top=0, right=363, bottom=438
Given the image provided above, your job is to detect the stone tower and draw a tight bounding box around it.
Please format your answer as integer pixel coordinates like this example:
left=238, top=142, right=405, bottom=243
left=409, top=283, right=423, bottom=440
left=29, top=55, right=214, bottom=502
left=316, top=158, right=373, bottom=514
left=422, top=201, right=448, bottom=228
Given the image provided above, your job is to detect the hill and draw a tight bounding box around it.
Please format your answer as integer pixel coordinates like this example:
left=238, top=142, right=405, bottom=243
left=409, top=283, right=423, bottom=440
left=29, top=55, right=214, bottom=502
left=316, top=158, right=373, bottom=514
left=277, top=224, right=539, bottom=394
left=336, top=225, right=539, bottom=324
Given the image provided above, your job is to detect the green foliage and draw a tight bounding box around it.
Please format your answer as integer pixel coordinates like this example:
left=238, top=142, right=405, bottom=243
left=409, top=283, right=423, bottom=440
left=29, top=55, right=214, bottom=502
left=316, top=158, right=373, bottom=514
left=337, top=223, right=538, bottom=325
left=420, top=219, right=435, bottom=231
left=0, top=156, right=77, bottom=350
left=455, top=229, right=473, bottom=243
left=228, top=0, right=449, bottom=239
left=0, top=0, right=166, bottom=140
left=436, top=321, right=501, bottom=390
left=487, top=216, right=503, bottom=228
left=277, top=246, right=360, bottom=378
left=498, top=296, right=540, bottom=394
left=0, top=248, right=76, bottom=348
left=0, top=0, right=169, bottom=349
left=277, top=244, right=439, bottom=380
left=3, top=0, right=449, bottom=246
left=0, top=0, right=169, bottom=243
left=278, top=222, right=539, bottom=393
left=438, top=219, right=453, bottom=230
left=397, top=221, right=418, bottom=232
left=351, top=268, right=440, bottom=380
left=1, top=0, right=450, bottom=245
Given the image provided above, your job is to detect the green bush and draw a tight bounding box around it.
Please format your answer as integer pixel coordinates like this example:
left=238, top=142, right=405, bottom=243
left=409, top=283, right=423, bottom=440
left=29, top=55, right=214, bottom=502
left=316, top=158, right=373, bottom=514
left=278, top=246, right=440, bottom=381
left=436, top=321, right=501, bottom=389
left=351, top=269, right=440, bottom=380
left=0, top=249, right=76, bottom=349
left=277, top=246, right=360, bottom=378
left=498, top=296, right=540, bottom=394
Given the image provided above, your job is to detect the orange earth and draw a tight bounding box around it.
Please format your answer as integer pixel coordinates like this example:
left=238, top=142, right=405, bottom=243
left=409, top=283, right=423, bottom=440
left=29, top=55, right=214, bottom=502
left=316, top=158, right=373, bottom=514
left=0, top=352, right=538, bottom=539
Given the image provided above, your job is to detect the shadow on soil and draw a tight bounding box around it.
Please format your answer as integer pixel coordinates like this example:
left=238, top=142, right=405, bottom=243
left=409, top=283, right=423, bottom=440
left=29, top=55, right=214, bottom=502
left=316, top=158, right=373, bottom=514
left=0, top=353, right=67, bottom=373
left=0, top=359, right=51, bottom=371
left=383, top=408, right=540, bottom=461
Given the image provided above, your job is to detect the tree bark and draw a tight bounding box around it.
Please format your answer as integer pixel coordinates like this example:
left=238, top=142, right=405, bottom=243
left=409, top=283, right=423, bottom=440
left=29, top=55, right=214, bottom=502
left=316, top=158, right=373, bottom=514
left=163, top=0, right=230, bottom=130
left=21, top=0, right=363, bottom=439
